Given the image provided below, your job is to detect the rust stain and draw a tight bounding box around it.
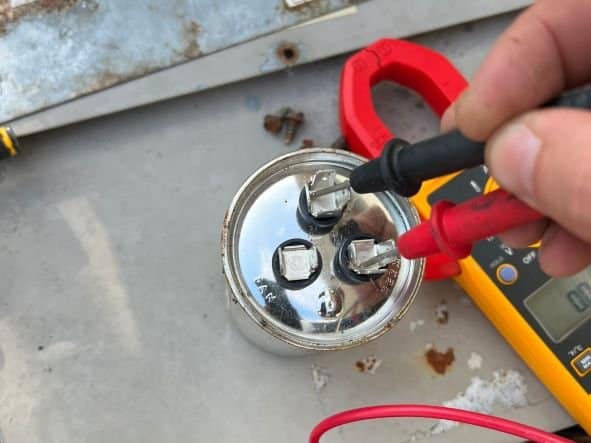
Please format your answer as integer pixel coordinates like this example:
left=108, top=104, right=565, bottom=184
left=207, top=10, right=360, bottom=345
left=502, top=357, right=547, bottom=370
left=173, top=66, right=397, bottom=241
left=183, top=40, right=201, bottom=59
left=373, top=262, right=400, bottom=297
left=355, top=355, right=382, bottom=374
left=181, top=20, right=201, bottom=59
left=38, top=0, right=77, bottom=11
left=276, top=42, right=300, bottom=66
left=425, top=347, right=455, bottom=375
left=91, top=70, right=126, bottom=90
left=2, top=0, right=77, bottom=22
left=299, top=139, right=314, bottom=149
left=0, top=2, right=12, bottom=30
left=77, top=63, right=155, bottom=95
left=1, top=0, right=83, bottom=34
left=85, top=69, right=134, bottom=91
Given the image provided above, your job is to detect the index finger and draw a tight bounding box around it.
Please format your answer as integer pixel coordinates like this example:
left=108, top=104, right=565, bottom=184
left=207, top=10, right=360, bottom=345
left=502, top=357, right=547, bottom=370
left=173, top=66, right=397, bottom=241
left=455, top=0, right=591, bottom=141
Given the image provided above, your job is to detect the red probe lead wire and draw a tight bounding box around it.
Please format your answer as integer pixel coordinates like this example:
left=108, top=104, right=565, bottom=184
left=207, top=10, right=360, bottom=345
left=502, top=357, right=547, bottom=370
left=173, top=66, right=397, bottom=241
left=309, top=405, right=575, bottom=443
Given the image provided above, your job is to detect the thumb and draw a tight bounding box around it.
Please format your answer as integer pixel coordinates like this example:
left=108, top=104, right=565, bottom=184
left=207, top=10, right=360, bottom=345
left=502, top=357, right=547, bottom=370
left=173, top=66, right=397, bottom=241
left=485, top=108, right=591, bottom=243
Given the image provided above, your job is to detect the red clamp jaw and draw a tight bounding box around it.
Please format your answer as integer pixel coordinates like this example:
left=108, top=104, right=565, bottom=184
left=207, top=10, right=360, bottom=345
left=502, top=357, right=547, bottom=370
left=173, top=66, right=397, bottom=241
left=340, top=39, right=468, bottom=279
left=340, top=38, right=468, bottom=159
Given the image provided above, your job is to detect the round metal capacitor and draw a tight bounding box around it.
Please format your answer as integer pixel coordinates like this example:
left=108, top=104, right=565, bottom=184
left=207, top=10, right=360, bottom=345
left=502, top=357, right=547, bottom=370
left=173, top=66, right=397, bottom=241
left=221, top=148, right=424, bottom=355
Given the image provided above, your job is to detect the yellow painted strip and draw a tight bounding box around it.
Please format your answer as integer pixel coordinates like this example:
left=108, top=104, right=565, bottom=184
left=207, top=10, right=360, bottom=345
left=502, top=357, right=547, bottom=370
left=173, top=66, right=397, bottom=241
left=0, top=128, right=17, bottom=157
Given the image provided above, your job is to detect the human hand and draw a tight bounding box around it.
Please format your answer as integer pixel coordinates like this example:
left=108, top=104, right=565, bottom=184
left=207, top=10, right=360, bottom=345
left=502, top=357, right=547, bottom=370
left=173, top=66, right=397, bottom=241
left=441, top=0, right=591, bottom=276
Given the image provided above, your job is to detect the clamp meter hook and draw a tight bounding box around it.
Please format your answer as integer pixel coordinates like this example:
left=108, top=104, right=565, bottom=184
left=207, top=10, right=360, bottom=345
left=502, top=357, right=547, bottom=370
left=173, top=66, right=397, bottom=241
left=339, top=38, right=467, bottom=159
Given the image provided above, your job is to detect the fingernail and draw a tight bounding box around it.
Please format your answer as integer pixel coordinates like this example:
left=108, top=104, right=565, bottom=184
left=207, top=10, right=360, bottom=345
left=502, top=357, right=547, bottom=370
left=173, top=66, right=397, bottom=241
left=487, top=123, right=541, bottom=203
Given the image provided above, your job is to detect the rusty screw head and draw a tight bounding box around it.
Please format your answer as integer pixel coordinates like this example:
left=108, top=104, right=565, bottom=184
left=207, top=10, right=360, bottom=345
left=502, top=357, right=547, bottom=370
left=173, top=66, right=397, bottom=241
left=284, top=111, right=304, bottom=145
left=264, top=115, right=284, bottom=134
left=263, top=107, right=304, bottom=145
left=264, top=107, right=291, bottom=134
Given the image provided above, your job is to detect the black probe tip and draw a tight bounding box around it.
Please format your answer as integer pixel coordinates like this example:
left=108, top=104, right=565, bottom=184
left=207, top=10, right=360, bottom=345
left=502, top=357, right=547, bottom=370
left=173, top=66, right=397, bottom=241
left=349, top=159, right=386, bottom=194
left=350, top=139, right=421, bottom=197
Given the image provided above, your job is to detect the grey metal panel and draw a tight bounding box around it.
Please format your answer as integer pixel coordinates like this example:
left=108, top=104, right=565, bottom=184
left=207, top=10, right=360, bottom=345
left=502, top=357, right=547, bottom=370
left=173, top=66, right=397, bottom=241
left=9, top=0, right=532, bottom=135
left=0, top=0, right=361, bottom=123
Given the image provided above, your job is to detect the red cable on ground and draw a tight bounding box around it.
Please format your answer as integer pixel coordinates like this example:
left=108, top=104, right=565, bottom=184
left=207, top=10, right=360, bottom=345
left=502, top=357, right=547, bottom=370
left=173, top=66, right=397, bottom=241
left=309, top=405, right=575, bottom=443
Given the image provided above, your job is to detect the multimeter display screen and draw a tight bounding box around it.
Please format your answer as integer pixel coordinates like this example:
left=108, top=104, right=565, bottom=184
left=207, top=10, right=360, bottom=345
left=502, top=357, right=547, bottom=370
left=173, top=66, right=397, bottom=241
left=525, top=267, right=591, bottom=343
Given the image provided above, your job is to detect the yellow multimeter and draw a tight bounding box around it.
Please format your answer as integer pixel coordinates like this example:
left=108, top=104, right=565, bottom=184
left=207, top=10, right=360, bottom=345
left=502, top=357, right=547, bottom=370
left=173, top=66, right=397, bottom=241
left=411, top=166, right=591, bottom=433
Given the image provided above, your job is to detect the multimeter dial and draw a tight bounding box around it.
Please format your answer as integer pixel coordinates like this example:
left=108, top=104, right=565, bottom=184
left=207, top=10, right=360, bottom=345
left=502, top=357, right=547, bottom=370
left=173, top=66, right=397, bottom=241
left=428, top=166, right=591, bottom=393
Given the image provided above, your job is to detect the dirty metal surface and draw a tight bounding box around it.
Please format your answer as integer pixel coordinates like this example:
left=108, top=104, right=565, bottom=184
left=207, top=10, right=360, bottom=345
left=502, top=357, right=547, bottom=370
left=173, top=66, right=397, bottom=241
left=8, top=0, right=532, bottom=135
left=0, top=0, right=363, bottom=123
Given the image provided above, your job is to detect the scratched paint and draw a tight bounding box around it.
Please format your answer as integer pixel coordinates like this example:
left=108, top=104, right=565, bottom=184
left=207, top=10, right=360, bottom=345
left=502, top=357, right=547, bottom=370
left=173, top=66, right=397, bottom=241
left=0, top=0, right=362, bottom=123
